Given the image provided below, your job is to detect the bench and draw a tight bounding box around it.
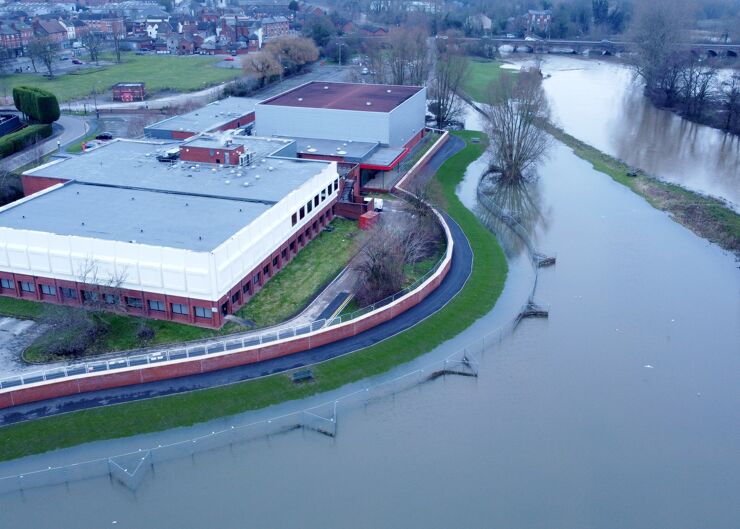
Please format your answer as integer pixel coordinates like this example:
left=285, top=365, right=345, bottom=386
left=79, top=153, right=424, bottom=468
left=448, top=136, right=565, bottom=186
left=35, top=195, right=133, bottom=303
left=291, top=369, right=314, bottom=384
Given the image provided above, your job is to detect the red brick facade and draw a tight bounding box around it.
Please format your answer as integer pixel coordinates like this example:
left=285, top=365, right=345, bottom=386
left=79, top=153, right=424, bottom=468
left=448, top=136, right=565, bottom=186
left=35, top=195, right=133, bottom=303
left=0, top=201, right=338, bottom=329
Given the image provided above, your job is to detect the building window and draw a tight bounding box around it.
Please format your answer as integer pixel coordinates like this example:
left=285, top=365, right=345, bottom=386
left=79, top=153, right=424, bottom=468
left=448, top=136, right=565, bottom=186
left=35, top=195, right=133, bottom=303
left=0, top=278, right=12, bottom=289
left=171, top=302, right=187, bottom=315
left=125, top=296, right=143, bottom=309
left=82, top=290, right=99, bottom=302
left=104, top=294, right=119, bottom=305
left=314, top=195, right=319, bottom=207
left=334, top=179, right=339, bottom=191
left=299, top=206, right=305, bottom=219
left=253, top=272, right=261, bottom=285
left=263, top=265, right=269, bottom=277
left=327, top=184, right=332, bottom=196
left=307, top=200, right=313, bottom=213
left=291, top=212, right=297, bottom=226
left=321, top=189, right=327, bottom=201
left=194, top=306, right=212, bottom=319
left=231, top=291, right=240, bottom=304
left=60, top=287, right=76, bottom=299
left=40, top=284, right=56, bottom=296
left=148, top=299, right=165, bottom=312
left=281, top=248, right=288, bottom=260
left=19, top=281, right=34, bottom=293
left=290, top=241, right=296, bottom=252
left=242, top=283, right=250, bottom=294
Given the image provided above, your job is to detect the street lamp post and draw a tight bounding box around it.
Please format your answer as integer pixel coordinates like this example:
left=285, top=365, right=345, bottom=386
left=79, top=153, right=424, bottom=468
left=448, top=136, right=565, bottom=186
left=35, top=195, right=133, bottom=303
left=337, top=43, right=347, bottom=66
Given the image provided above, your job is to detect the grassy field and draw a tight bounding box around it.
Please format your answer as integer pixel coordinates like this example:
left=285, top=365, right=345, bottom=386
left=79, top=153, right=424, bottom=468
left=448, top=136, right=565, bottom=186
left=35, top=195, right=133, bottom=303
left=0, top=131, right=508, bottom=462
left=461, top=58, right=507, bottom=103
left=0, top=54, right=239, bottom=103
left=544, top=123, right=740, bottom=256
left=236, top=218, right=360, bottom=327
left=4, top=218, right=362, bottom=362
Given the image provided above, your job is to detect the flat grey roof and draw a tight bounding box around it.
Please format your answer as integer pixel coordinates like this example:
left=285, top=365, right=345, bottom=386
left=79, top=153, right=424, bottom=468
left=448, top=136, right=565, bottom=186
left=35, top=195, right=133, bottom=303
left=288, top=137, right=378, bottom=161
left=362, top=146, right=406, bottom=167
left=0, top=182, right=271, bottom=251
left=25, top=139, right=330, bottom=204
left=145, top=97, right=259, bottom=135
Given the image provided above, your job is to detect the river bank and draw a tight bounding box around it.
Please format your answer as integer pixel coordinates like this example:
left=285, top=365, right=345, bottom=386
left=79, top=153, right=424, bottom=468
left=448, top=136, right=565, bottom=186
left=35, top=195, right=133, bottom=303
left=544, top=122, right=740, bottom=257
left=0, top=131, right=507, bottom=462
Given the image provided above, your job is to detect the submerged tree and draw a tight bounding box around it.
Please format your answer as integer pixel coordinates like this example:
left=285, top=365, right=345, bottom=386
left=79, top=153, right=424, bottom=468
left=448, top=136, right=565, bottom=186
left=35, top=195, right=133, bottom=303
left=483, top=69, right=551, bottom=185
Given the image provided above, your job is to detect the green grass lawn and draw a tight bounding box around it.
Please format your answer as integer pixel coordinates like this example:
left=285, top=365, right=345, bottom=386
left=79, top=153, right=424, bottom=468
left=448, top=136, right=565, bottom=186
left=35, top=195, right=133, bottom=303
left=461, top=58, right=507, bottom=103
left=0, top=131, right=508, bottom=461
left=0, top=53, right=239, bottom=103
left=236, top=218, right=360, bottom=327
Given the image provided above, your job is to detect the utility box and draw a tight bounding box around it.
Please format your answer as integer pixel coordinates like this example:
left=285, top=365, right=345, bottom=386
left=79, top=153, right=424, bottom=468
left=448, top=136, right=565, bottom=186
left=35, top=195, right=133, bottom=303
left=359, top=210, right=379, bottom=230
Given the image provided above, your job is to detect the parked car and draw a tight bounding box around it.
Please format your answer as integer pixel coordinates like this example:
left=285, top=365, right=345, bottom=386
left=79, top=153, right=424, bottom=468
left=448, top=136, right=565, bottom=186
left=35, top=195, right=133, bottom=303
left=224, top=56, right=235, bottom=61
left=506, top=33, right=516, bottom=38
left=95, top=132, right=114, bottom=141
left=71, top=59, right=83, bottom=65
left=361, top=67, right=369, bottom=75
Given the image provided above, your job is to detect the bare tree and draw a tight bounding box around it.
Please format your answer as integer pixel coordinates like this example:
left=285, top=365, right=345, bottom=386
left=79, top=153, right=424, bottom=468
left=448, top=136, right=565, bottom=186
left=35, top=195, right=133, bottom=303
left=721, top=74, right=740, bottom=133
left=27, top=37, right=58, bottom=78
left=242, top=51, right=282, bottom=88
left=263, top=36, right=319, bottom=74
left=386, top=26, right=430, bottom=86
left=354, top=212, right=439, bottom=306
left=483, top=69, right=551, bottom=184
left=111, top=31, right=123, bottom=63
left=82, top=32, right=104, bottom=65
left=76, top=257, right=129, bottom=313
left=630, top=0, right=690, bottom=104
left=429, top=43, right=467, bottom=128
left=679, top=55, right=716, bottom=118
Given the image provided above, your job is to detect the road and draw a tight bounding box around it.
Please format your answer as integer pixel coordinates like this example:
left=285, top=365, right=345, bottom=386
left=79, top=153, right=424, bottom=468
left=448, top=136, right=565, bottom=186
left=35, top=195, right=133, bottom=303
left=0, top=115, right=90, bottom=173
left=0, top=137, right=471, bottom=425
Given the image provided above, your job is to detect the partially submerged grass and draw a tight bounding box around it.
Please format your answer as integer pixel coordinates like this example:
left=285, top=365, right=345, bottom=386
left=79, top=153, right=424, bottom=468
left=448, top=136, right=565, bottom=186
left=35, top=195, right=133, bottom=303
left=460, top=58, right=507, bottom=103
left=0, top=131, right=507, bottom=462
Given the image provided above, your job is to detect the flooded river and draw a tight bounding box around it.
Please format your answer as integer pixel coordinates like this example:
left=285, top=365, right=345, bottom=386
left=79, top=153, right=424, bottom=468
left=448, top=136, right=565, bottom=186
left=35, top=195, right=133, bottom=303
left=538, top=56, right=740, bottom=210
left=1, top=64, right=739, bottom=529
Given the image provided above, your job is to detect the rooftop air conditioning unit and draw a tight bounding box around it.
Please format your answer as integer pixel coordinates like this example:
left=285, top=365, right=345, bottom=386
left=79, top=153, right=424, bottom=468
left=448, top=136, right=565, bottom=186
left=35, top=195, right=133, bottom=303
left=239, top=152, right=252, bottom=166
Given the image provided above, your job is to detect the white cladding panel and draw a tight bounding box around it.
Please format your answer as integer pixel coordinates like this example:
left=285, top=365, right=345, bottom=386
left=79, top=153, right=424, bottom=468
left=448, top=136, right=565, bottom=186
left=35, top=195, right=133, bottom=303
left=0, top=163, right=339, bottom=301
left=255, top=106, right=391, bottom=145
left=388, top=88, right=427, bottom=147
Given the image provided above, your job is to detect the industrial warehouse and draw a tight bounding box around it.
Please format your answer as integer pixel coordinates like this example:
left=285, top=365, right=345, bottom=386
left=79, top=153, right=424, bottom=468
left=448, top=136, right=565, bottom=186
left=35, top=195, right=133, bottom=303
left=0, top=82, right=429, bottom=327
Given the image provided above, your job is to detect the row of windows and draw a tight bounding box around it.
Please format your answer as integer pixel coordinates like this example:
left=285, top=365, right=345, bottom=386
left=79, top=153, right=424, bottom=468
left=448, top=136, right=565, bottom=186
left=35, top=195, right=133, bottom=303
left=0, top=279, right=212, bottom=319
left=291, top=179, right=339, bottom=227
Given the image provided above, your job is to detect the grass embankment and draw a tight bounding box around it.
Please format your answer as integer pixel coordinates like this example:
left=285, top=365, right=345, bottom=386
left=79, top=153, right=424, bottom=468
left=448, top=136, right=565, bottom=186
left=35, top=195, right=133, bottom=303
left=2, top=218, right=360, bottom=363
left=0, top=131, right=507, bottom=462
left=544, top=123, right=740, bottom=256
left=236, top=218, right=359, bottom=327
left=0, top=54, right=238, bottom=103
left=461, top=58, right=507, bottom=103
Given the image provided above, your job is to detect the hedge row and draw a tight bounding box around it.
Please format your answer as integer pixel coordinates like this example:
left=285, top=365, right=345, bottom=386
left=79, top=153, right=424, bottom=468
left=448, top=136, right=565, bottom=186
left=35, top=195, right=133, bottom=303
left=12, top=86, right=61, bottom=124
left=0, top=124, right=53, bottom=158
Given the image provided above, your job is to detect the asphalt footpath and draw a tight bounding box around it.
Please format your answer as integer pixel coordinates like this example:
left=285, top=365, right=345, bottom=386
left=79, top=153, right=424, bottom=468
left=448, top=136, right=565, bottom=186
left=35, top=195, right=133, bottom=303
left=0, top=137, right=469, bottom=425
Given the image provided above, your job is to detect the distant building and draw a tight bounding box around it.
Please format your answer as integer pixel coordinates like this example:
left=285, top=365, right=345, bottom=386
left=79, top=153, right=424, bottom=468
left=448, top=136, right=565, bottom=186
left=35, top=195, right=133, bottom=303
left=260, top=16, right=289, bottom=41
left=112, top=82, right=146, bottom=102
left=145, top=97, right=259, bottom=140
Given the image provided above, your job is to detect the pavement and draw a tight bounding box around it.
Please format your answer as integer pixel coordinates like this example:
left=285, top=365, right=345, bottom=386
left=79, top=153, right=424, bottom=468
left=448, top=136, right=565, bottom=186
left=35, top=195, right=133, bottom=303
left=0, top=137, right=470, bottom=425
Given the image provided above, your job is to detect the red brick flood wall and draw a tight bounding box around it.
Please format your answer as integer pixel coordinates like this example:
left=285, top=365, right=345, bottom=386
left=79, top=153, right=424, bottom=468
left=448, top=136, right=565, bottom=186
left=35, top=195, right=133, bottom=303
left=0, top=213, right=454, bottom=410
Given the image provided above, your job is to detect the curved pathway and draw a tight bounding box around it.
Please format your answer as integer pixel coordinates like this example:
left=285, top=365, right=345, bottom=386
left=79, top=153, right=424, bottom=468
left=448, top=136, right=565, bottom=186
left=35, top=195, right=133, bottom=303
left=0, top=137, right=469, bottom=425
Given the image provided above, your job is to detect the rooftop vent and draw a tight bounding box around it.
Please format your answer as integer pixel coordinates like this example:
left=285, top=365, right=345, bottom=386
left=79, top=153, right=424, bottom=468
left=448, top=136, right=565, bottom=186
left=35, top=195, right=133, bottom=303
left=366, top=101, right=372, bottom=106
left=297, top=97, right=303, bottom=101
left=323, top=86, right=329, bottom=90
left=337, top=150, right=347, bottom=155
left=306, top=147, right=317, bottom=153
left=387, top=89, right=392, bottom=93
left=224, top=180, right=230, bottom=184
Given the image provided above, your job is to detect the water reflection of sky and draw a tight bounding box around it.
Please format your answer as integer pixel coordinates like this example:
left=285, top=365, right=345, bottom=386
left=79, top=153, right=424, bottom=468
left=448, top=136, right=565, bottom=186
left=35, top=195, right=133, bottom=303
left=533, top=56, right=740, bottom=210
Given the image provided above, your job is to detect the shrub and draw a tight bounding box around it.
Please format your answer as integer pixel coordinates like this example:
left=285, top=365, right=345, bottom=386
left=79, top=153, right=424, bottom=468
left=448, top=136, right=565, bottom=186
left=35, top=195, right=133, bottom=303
left=0, top=124, right=52, bottom=158
left=12, top=86, right=61, bottom=124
